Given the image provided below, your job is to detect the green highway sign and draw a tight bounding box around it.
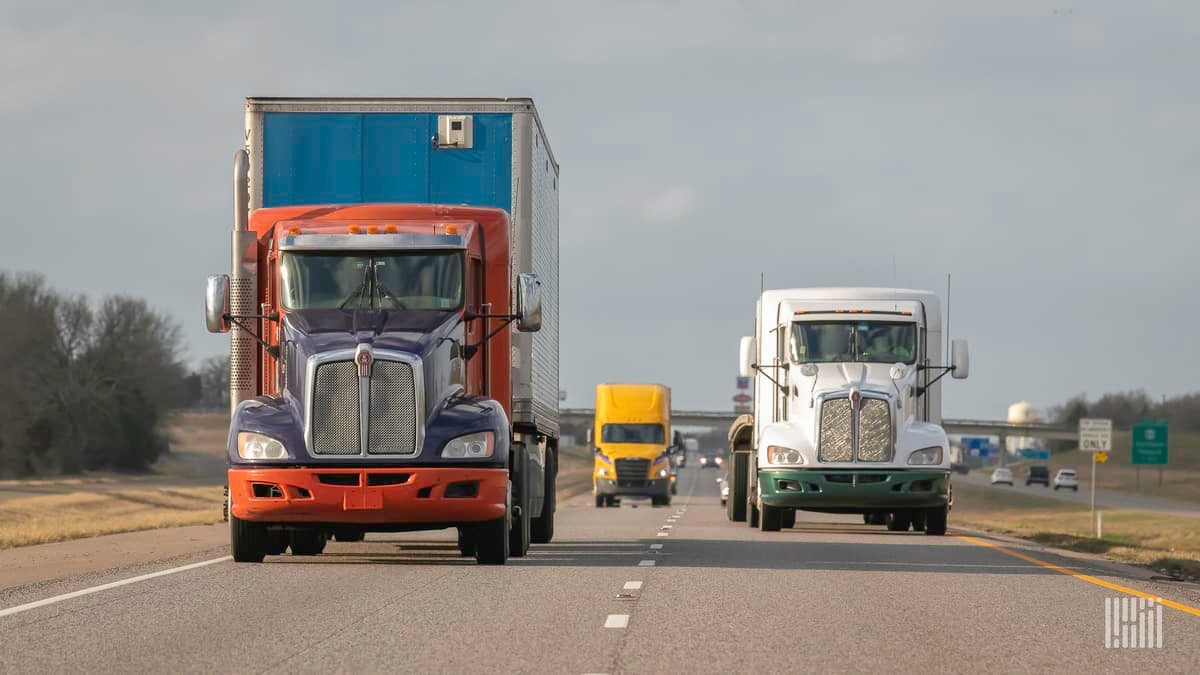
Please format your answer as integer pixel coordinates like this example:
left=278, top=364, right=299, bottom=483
left=1131, top=421, right=1168, bottom=465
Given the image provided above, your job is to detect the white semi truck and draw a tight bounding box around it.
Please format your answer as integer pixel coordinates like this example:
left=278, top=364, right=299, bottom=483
left=727, top=288, right=969, bottom=534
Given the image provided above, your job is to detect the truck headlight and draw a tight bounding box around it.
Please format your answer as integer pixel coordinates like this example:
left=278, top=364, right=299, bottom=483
left=442, top=431, right=494, bottom=459
left=656, top=468, right=669, bottom=478
left=907, top=446, right=943, bottom=465
left=237, top=432, right=288, bottom=460
left=767, top=446, right=804, bottom=465
left=597, top=466, right=612, bottom=478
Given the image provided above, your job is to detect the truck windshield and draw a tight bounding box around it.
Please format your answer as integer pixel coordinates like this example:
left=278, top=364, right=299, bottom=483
left=279, top=252, right=463, bottom=311
left=791, top=321, right=917, bottom=364
left=601, top=424, right=665, bottom=444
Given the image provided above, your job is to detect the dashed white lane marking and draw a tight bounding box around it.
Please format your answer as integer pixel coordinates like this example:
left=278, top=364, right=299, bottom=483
left=649, top=543, right=663, bottom=549
left=638, top=559, right=656, bottom=567
left=660, top=525, right=672, bottom=529
left=656, top=532, right=669, bottom=537
left=0, top=556, right=232, bottom=619
left=605, top=614, right=630, bottom=628
left=624, top=581, right=643, bottom=590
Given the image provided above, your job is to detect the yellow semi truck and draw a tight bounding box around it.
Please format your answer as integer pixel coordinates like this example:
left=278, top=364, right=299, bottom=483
left=592, top=383, right=674, bottom=507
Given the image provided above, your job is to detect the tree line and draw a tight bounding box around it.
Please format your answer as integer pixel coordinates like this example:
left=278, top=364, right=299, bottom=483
left=0, top=273, right=227, bottom=477
left=1047, top=390, right=1200, bottom=433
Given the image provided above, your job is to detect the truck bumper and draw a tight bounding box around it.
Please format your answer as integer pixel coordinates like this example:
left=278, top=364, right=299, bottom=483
left=758, top=469, right=950, bottom=510
left=594, top=477, right=671, bottom=498
left=228, top=467, right=507, bottom=525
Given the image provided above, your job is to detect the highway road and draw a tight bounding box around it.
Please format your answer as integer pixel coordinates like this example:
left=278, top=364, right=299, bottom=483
left=1, top=468, right=1198, bottom=673
left=956, top=472, right=1200, bottom=518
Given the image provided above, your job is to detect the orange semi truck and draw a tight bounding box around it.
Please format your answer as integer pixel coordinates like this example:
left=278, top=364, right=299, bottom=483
left=205, top=97, right=560, bottom=565
left=592, top=383, right=674, bottom=507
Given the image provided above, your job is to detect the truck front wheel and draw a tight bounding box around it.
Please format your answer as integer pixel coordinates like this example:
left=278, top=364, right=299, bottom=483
left=289, top=529, right=327, bottom=556
left=886, top=511, right=912, bottom=532
left=759, top=500, right=782, bottom=532
left=531, top=448, right=556, bottom=544
left=781, top=509, right=796, bottom=529
left=475, top=483, right=511, bottom=565
left=924, top=505, right=948, bottom=536
left=509, top=445, right=531, bottom=557
left=457, top=527, right=477, bottom=556
left=230, top=514, right=267, bottom=563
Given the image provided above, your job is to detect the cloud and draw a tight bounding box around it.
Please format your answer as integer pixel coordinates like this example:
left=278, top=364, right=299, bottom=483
left=644, top=186, right=698, bottom=225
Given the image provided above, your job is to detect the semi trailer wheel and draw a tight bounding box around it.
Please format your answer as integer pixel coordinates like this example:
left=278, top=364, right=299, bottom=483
left=230, top=514, right=267, bottom=563
left=531, top=449, right=556, bottom=544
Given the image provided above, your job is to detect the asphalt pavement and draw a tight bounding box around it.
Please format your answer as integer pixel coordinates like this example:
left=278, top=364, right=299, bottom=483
left=1, top=467, right=1198, bottom=673
left=956, top=471, right=1200, bottom=518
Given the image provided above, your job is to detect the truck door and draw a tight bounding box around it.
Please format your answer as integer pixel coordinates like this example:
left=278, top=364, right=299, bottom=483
left=466, top=256, right=485, bottom=395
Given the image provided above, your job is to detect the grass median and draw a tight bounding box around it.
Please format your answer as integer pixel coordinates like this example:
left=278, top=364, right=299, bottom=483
left=952, top=482, right=1200, bottom=578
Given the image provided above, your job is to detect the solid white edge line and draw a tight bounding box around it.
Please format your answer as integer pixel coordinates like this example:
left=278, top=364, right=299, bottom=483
left=0, top=556, right=232, bottom=619
left=649, top=544, right=663, bottom=549
left=638, top=559, right=656, bottom=567
left=604, top=614, right=630, bottom=628
left=623, top=581, right=643, bottom=590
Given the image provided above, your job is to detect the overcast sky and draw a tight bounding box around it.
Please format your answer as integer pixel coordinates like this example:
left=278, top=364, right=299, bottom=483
left=2, top=1, right=1197, bottom=418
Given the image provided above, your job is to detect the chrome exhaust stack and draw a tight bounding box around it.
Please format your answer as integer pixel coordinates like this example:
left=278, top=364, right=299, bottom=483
left=229, top=147, right=258, bottom=415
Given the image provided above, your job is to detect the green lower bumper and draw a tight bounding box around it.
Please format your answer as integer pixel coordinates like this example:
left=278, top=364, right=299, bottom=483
left=758, top=469, right=950, bottom=510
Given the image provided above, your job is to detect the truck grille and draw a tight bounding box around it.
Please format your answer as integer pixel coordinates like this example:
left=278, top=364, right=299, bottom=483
left=614, top=458, right=650, bottom=487
left=309, top=356, right=420, bottom=456
left=817, top=395, right=893, bottom=463
left=818, top=398, right=853, bottom=462
left=368, top=360, right=417, bottom=455
left=857, top=398, right=893, bottom=462
left=311, top=361, right=360, bottom=455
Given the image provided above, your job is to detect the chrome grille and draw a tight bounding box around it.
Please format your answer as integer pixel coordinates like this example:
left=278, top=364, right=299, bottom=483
left=818, top=398, right=854, bottom=462
left=311, top=361, right=360, bottom=455
left=368, top=360, right=418, bottom=455
left=857, top=398, right=893, bottom=462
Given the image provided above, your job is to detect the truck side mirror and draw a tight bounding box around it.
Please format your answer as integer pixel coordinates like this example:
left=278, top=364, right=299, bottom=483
left=515, top=273, right=542, bottom=332
left=951, top=339, right=970, bottom=379
left=738, top=336, right=755, bottom=378
left=205, top=275, right=231, bottom=333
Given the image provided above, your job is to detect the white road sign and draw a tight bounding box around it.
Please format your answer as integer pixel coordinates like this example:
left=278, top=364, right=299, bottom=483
left=1079, top=418, right=1113, bottom=452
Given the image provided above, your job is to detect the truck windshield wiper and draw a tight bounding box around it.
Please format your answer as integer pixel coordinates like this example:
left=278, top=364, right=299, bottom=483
left=373, top=278, right=409, bottom=310
left=339, top=263, right=373, bottom=310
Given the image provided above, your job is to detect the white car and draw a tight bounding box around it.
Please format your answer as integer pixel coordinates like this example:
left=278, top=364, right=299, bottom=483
left=1053, top=469, right=1079, bottom=491
left=990, top=468, right=1014, bottom=486
left=719, top=476, right=729, bottom=505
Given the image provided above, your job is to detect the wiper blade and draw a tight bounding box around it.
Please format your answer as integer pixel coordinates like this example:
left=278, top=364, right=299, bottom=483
left=373, top=279, right=408, bottom=310
left=339, top=263, right=372, bottom=310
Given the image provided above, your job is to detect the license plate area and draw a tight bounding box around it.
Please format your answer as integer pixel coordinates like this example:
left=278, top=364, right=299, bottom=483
left=343, top=488, right=383, bottom=510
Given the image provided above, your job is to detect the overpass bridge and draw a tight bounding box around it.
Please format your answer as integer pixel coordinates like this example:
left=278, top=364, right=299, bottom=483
left=558, top=408, right=1078, bottom=442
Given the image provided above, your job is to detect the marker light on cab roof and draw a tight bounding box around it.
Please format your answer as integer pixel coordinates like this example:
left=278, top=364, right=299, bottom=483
left=384, top=224, right=398, bottom=234
left=348, top=225, right=362, bottom=234
left=366, top=225, right=379, bottom=234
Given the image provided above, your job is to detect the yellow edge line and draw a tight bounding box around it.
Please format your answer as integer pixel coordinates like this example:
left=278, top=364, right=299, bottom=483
left=957, top=535, right=1200, bottom=618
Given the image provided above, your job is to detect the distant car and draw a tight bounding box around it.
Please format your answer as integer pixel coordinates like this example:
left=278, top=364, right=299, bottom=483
left=990, top=468, right=1013, bottom=486
left=718, top=475, right=729, bottom=505
left=674, top=448, right=687, bottom=468
left=1053, top=469, right=1079, bottom=491
left=1026, top=465, right=1050, bottom=487
left=698, top=451, right=723, bottom=469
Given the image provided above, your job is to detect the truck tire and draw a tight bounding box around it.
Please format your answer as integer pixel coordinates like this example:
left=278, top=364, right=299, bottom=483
left=652, top=495, right=671, bottom=507
left=509, top=444, right=531, bottom=558
left=264, top=531, right=289, bottom=556
left=924, top=505, right=948, bottom=536
left=474, top=517, right=509, bottom=564
left=746, top=461, right=759, bottom=528
left=781, top=509, right=796, bottom=529
left=230, top=514, right=267, bottom=563
left=759, top=500, right=782, bottom=532
left=727, top=451, right=748, bottom=522
left=885, top=511, right=912, bottom=532
left=864, top=512, right=887, bottom=525
left=332, top=527, right=365, bottom=542
left=595, top=494, right=605, bottom=508
left=911, top=510, right=927, bottom=532
left=475, top=483, right=511, bottom=565
left=457, top=527, right=477, bottom=557
left=531, top=448, right=556, bottom=544
left=289, top=529, right=326, bottom=556
left=670, top=480, right=677, bottom=496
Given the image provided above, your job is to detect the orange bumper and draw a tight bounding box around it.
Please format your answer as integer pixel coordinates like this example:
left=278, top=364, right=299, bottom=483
left=229, top=467, right=507, bottom=525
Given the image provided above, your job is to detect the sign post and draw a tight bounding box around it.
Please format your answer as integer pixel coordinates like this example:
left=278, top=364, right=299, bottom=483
left=1078, top=418, right=1112, bottom=537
